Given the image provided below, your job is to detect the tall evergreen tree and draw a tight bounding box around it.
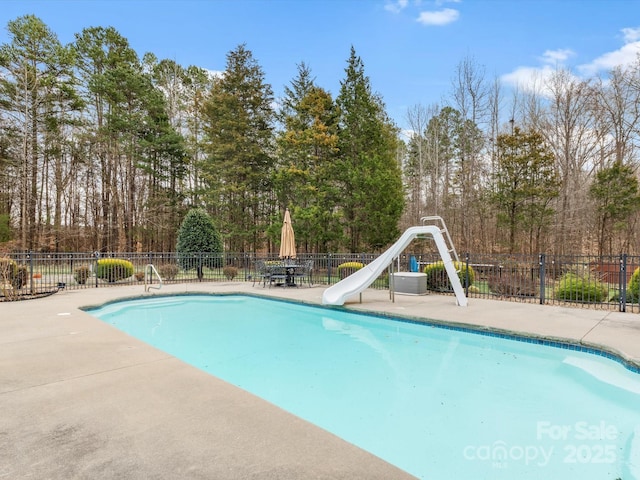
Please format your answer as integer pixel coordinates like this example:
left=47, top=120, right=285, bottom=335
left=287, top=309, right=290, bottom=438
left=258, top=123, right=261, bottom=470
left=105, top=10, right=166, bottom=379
left=276, top=63, right=342, bottom=252
left=335, top=47, right=404, bottom=252
left=589, top=161, right=640, bottom=256
left=141, top=54, right=190, bottom=251
left=74, top=26, right=140, bottom=251
left=201, top=44, right=275, bottom=253
left=75, top=27, right=185, bottom=252
left=137, top=85, right=188, bottom=251
left=492, top=128, right=559, bottom=253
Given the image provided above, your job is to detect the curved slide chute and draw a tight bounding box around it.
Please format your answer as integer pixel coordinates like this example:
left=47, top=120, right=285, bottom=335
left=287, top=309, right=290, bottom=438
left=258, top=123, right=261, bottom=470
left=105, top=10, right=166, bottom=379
left=321, top=225, right=468, bottom=307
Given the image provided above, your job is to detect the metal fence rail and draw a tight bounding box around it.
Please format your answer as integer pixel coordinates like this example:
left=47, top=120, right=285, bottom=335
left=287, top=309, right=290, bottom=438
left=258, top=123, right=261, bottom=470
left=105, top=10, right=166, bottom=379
left=1, top=251, right=639, bottom=313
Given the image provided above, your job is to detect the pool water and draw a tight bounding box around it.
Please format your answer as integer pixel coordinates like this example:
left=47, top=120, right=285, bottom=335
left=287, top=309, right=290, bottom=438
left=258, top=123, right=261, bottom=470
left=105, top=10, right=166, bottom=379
left=89, top=295, right=640, bottom=480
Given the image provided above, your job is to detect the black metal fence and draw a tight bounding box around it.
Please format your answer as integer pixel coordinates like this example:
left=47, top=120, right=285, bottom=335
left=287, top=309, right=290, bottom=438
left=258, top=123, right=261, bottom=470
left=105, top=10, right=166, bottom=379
left=1, top=251, right=639, bottom=313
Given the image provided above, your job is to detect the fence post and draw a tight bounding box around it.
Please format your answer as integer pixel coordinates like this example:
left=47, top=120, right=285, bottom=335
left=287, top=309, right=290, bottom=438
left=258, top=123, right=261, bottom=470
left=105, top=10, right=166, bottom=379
left=327, top=254, right=332, bottom=285
left=94, top=251, right=100, bottom=288
left=464, top=252, right=470, bottom=296
left=244, top=253, right=249, bottom=281
left=619, top=254, right=627, bottom=313
left=28, top=251, right=34, bottom=295
left=539, top=254, right=546, bottom=305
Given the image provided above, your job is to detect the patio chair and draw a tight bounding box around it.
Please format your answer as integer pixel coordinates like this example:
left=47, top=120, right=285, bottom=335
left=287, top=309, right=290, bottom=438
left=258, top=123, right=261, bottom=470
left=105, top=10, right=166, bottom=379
left=294, top=259, right=314, bottom=287
left=253, top=260, right=271, bottom=288
left=268, top=261, right=287, bottom=288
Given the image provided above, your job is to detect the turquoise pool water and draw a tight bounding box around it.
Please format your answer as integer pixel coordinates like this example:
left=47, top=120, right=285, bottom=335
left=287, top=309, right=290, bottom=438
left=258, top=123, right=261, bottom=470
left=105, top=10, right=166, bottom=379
left=89, top=295, right=640, bottom=480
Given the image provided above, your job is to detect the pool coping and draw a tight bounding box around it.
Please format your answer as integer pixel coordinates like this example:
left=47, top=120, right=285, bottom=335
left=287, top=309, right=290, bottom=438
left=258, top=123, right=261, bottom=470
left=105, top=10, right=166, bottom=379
left=2, top=282, right=640, bottom=479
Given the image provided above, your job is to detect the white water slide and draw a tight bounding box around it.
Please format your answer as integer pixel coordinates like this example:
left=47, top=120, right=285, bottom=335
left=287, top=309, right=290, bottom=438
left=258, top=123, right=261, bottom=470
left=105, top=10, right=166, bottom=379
left=321, top=224, right=468, bottom=307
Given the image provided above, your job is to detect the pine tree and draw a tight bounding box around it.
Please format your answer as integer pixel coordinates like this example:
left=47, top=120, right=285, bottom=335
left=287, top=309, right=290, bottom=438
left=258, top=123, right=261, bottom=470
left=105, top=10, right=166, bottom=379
left=201, top=44, right=275, bottom=253
left=335, top=46, right=404, bottom=252
left=0, top=15, right=77, bottom=250
left=492, top=128, right=559, bottom=253
left=176, top=208, right=223, bottom=280
left=74, top=26, right=141, bottom=251
left=589, top=162, right=640, bottom=256
left=276, top=63, right=342, bottom=252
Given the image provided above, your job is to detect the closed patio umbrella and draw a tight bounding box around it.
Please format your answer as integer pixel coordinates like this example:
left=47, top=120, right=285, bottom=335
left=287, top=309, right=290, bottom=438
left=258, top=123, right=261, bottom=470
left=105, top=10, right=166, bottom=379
left=279, top=208, right=297, bottom=260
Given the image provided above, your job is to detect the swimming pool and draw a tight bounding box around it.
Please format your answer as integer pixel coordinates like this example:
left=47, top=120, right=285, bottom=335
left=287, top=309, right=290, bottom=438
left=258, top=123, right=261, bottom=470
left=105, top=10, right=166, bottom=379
left=89, top=294, right=640, bottom=479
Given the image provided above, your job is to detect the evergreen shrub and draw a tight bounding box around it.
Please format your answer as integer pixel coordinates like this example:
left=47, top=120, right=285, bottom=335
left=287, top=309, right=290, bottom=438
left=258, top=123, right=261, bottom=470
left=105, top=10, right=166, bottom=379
left=337, top=262, right=364, bottom=279
left=627, top=267, right=640, bottom=302
left=96, top=259, right=134, bottom=283
left=176, top=209, right=223, bottom=281
left=423, top=261, right=475, bottom=291
left=555, top=273, right=608, bottom=303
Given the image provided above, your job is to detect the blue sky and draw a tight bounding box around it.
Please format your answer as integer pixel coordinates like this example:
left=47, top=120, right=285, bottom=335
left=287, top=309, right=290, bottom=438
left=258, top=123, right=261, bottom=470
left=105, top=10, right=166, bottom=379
left=2, top=0, right=639, bottom=130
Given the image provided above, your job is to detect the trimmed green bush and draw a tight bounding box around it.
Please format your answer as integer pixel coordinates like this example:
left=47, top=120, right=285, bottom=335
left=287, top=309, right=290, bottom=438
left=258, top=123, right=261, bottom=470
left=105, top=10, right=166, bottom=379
left=627, top=267, right=640, bottom=302
left=337, top=261, right=364, bottom=279
left=96, top=259, right=134, bottom=283
left=555, top=273, right=608, bottom=302
left=423, top=261, right=475, bottom=291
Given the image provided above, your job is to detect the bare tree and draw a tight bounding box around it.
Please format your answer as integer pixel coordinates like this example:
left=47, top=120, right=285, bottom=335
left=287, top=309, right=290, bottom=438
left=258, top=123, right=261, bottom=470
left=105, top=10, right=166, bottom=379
left=0, top=15, right=74, bottom=250
left=589, top=58, right=640, bottom=253
left=591, top=62, right=640, bottom=166
left=404, top=103, right=434, bottom=223
left=450, top=56, right=490, bottom=250
left=541, top=69, right=598, bottom=254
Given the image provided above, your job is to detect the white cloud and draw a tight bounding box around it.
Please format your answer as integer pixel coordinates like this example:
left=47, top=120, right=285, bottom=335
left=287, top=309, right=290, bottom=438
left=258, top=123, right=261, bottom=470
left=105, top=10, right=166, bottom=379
left=622, top=27, right=640, bottom=42
left=502, top=26, right=640, bottom=94
left=385, top=0, right=408, bottom=14
left=578, top=38, right=640, bottom=76
left=400, top=128, right=417, bottom=140
left=205, top=69, right=225, bottom=80
left=417, top=8, right=459, bottom=26
left=501, top=65, right=558, bottom=95
left=540, top=49, right=575, bottom=65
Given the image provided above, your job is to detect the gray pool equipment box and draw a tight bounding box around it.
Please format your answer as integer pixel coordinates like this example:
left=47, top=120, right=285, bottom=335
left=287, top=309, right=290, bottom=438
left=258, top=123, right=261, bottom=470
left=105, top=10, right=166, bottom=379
left=391, top=272, right=428, bottom=295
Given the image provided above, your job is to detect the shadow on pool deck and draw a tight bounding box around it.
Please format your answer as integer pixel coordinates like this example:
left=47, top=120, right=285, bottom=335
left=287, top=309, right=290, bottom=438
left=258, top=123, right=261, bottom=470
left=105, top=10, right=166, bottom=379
left=1, top=282, right=639, bottom=479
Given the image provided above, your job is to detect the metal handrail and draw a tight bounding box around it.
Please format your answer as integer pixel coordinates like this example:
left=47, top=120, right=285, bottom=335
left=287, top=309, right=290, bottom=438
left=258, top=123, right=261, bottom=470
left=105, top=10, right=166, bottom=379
left=420, top=215, right=460, bottom=263
left=144, top=264, right=163, bottom=292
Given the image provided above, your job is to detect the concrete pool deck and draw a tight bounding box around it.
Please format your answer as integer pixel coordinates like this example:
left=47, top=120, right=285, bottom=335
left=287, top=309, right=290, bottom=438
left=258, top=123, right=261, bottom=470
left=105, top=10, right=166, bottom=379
left=1, top=282, right=639, bottom=479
